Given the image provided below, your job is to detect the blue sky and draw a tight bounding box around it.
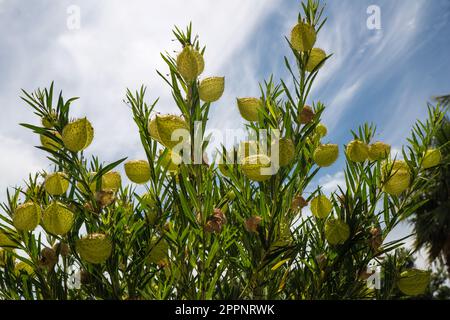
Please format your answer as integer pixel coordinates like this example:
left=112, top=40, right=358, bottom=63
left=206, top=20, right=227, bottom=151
left=0, top=0, right=449, bottom=265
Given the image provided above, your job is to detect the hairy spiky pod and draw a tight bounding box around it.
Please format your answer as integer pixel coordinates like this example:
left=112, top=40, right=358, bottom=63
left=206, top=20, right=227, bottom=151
left=315, top=123, right=328, bottom=137
left=41, top=111, right=58, bottom=128
left=42, top=202, right=74, bottom=236
left=147, top=237, right=169, bottom=265
left=325, top=219, right=350, bottom=245
left=346, top=140, right=369, bottom=162
left=397, top=269, right=430, bottom=296
left=277, top=138, right=295, bottom=167
left=102, top=171, right=122, bottom=191
left=369, top=227, right=382, bottom=252
left=176, top=46, right=203, bottom=82
left=299, top=105, right=315, bottom=124
left=382, top=161, right=411, bottom=196
left=53, top=242, right=70, bottom=257
left=313, top=144, right=339, bottom=167
left=306, top=48, right=326, bottom=72
left=199, top=77, right=225, bottom=102
left=368, top=142, right=391, bottom=161
left=291, top=195, right=308, bottom=212
left=310, top=195, right=332, bottom=219
left=61, top=118, right=94, bottom=152
left=241, top=155, right=273, bottom=182
left=0, top=231, right=17, bottom=248
left=160, top=149, right=181, bottom=173
left=205, top=208, right=227, bottom=233
left=154, top=114, right=189, bottom=149
left=40, top=131, right=62, bottom=151
left=39, top=247, right=58, bottom=271
left=244, top=216, right=262, bottom=233
left=13, top=202, right=41, bottom=232
left=124, top=160, right=151, bottom=184
left=95, top=189, right=115, bottom=207
left=290, top=22, right=316, bottom=52
left=76, top=233, right=112, bottom=264
left=44, top=172, right=69, bottom=195
left=422, top=149, right=441, bottom=169
left=237, top=98, right=262, bottom=122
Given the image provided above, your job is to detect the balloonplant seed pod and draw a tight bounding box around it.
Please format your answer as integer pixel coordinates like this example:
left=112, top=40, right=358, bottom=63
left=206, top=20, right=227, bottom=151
left=199, top=77, right=225, bottom=102
left=155, top=114, right=189, bottom=149
left=382, top=161, right=411, bottom=196
left=102, top=171, right=121, bottom=191
left=315, top=123, right=328, bottom=137
left=310, top=195, right=332, bottom=219
left=53, top=242, right=70, bottom=257
left=346, top=140, right=369, bottom=163
left=325, top=219, right=350, bottom=245
left=42, top=202, right=74, bottom=236
left=306, top=48, right=327, bottom=72
left=291, top=195, right=308, bottom=211
left=44, top=172, right=69, bottom=196
left=40, top=131, right=62, bottom=151
left=369, top=227, right=383, bottom=252
left=13, top=202, right=41, bottom=232
left=176, top=46, right=203, bottom=82
left=368, top=142, right=391, bottom=161
left=313, top=144, right=339, bottom=167
left=76, top=233, right=113, bottom=264
left=0, top=230, right=17, bottom=248
left=14, top=261, right=34, bottom=276
left=61, top=117, right=94, bottom=152
left=397, top=269, right=430, bottom=296
left=95, top=190, right=115, bottom=207
left=205, top=208, right=227, bottom=233
left=290, top=22, right=316, bottom=52
left=41, top=112, right=57, bottom=128
left=315, top=253, right=327, bottom=270
left=422, top=149, right=441, bottom=169
left=148, top=117, right=163, bottom=144
left=277, top=138, right=295, bottom=167
left=244, top=216, right=262, bottom=233
left=124, top=160, right=151, bottom=184
left=39, top=247, right=58, bottom=271
left=299, top=105, right=315, bottom=124
left=147, top=237, right=169, bottom=265
left=160, top=149, right=181, bottom=173
left=241, top=155, right=273, bottom=182
left=237, top=98, right=262, bottom=122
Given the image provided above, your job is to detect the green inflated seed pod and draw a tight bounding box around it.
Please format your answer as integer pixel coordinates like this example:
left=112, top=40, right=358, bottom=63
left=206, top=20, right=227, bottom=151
left=310, top=195, right=332, bottom=219
left=237, top=98, right=262, bottom=122
left=346, top=140, right=369, bottom=162
left=368, top=142, right=391, bottom=161
left=155, top=115, right=189, bottom=149
left=76, top=233, right=112, bottom=264
left=42, top=202, right=74, bottom=236
left=290, top=22, right=316, bottom=52
left=313, top=144, right=339, bottom=167
left=13, top=202, right=41, bottom=232
left=306, top=48, right=326, bottom=72
left=422, top=149, right=441, bottom=169
left=199, top=77, right=225, bottom=102
left=397, top=269, right=430, bottom=296
left=44, top=172, right=69, bottom=196
left=62, top=118, right=94, bottom=152
left=241, top=155, right=273, bottom=182
left=325, top=219, right=350, bottom=245
left=124, top=160, right=151, bottom=184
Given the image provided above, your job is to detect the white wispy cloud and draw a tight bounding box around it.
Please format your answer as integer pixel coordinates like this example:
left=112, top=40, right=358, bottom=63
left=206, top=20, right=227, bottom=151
left=0, top=0, right=281, bottom=193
